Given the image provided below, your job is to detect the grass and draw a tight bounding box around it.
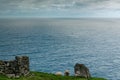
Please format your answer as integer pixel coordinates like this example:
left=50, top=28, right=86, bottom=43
left=0, top=71, right=107, bottom=80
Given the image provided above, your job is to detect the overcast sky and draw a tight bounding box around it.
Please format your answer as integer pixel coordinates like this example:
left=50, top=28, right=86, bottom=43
left=1, top=0, right=120, bottom=18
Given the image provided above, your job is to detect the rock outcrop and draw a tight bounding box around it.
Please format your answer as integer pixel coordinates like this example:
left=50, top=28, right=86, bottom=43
left=0, top=56, right=29, bottom=78
left=74, top=63, right=91, bottom=79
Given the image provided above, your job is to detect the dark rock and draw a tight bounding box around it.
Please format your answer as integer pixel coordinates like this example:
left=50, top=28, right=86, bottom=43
left=15, top=56, right=29, bottom=76
left=74, top=63, right=91, bottom=79
left=0, top=56, right=29, bottom=78
left=0, top=60, right=5, bottom=74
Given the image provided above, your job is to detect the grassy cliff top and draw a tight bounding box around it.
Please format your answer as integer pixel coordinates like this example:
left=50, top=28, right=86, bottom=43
left=0, top=71, right=107, bottom=80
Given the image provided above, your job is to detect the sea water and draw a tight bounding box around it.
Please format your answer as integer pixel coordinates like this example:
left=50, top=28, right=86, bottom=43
left=0, top=18, right=120, bottom=80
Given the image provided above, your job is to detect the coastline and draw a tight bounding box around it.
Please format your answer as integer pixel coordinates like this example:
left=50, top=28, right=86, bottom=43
left=0, top=71, right=107, bottom=80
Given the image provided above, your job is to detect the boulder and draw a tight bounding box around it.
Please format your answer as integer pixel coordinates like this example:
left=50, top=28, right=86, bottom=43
left=74, top=63, right=91, bottom=79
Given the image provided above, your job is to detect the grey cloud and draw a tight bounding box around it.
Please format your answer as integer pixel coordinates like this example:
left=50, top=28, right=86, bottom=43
left=0, top=0, right=23, bottom=10
left=0, top=0, right=111, bottom=10
left=0, top=0, right=119, bottom=10
left=0, top=0, right=120, bottom=17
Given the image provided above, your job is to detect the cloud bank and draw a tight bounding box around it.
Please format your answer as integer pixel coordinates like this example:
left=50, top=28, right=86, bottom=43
left=1, top=0, right=120, bottom=17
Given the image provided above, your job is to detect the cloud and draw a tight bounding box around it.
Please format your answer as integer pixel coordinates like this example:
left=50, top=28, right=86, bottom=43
left=0, top=0, right=120, bottom=17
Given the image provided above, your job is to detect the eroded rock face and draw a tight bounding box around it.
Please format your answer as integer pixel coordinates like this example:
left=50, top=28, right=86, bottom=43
left=74, top=63, right=91, bottom=78
left=15, top=56, right=29, bottom=76
left=0, top=56, right=29, bottom=78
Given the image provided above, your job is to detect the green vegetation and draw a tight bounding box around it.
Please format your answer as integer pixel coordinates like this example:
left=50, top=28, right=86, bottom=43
left=0, top=71, right=107, bottom=80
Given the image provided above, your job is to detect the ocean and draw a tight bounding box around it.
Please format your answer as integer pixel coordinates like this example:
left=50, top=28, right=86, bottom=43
left=0, top=18, right=120, bottom=80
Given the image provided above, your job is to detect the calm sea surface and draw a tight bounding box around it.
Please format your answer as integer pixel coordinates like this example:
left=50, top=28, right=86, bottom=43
left=0, top=18, right=120, bottom=80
